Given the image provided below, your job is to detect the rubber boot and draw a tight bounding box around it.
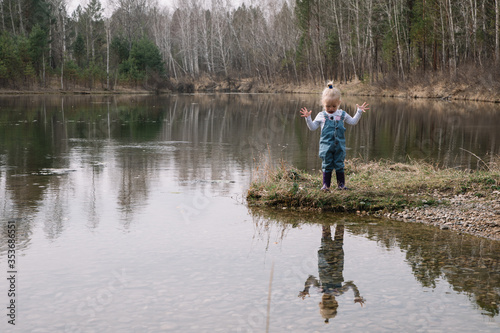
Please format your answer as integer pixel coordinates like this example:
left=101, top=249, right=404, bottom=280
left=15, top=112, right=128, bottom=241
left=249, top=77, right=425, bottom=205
left=336, top=171, right=347, bottom=190
left=321, top=172, right=332, bottom=191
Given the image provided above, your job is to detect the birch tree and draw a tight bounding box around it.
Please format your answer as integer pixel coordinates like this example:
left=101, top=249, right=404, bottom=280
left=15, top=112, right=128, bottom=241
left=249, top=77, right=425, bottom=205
left=1, top=0, right=5, bottom=31
left=105, top=17, right=111, bottom=89
left=16, top=0, right=23, bottom=35
left=86, top=0, right=104, bottom=61
left=211, top=0, right=230, bottom=76
left=496, top=0, right=499, bottom=64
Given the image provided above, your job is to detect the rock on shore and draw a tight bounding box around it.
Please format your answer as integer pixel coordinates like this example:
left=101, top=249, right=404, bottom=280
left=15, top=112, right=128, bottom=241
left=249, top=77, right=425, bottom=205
left=381, top=191, right=500, bottom=240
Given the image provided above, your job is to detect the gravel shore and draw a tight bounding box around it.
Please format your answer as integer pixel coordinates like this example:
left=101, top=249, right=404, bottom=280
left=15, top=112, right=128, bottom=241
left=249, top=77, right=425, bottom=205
left=378, top=190, right=500, bottom=241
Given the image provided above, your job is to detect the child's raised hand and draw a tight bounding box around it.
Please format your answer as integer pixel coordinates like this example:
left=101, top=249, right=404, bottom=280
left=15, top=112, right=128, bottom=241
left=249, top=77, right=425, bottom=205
left=300, top=107, right=312, bottom=118
left=354, top=296, right=365, bottom=307
left=356, top=102, right=370, bottom=112
left=298, top=290, right=310, bottom=299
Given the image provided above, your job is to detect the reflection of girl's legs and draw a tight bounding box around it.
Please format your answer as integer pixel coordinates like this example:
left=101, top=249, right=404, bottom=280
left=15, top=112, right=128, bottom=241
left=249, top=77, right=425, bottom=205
left=322, top=225, right=332, bottom=239
left=318, top=224, right=345, bottom=292
left=331, top=224, right=344, bottom=287
left=334, top=224, right=344, bottom=243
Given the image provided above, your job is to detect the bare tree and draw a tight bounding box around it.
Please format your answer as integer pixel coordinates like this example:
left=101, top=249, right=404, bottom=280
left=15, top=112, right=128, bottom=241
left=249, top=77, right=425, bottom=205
left=1, top=0, right=5, bottom=31
left=60, top=4, right=67, bottom=89
left=174, top=0, right=201, bottom=75
left=271, top=1, right=300, bottom=81
left=332, top=0, right=347, bottom=82
left=111, top=0, right=151, bottom=51
left=105, top=17, right=111, bottom=89
left=9, top=0, right=16, bottom=34
left=16, top=0, right=23, bottom=35
left=199, top=8, right=213, bottom=73
left=87, top=0, right=97, bottom=60
left=496, top=0, right=499, bottom=64
left=383, top=0, right=405, bottom=80
left=211, top=0, right=230, bottom=76
left=447, top=0, right=457, bottom=76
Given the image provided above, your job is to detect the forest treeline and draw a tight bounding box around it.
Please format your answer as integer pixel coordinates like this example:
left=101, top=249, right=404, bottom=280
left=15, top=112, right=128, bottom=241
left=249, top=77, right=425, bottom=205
left=0, top=0, right=499, bottom=92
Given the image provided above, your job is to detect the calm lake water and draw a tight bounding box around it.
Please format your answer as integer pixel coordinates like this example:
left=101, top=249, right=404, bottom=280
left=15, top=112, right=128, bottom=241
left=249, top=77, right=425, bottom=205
left=0, top=94, right=499, bottom=332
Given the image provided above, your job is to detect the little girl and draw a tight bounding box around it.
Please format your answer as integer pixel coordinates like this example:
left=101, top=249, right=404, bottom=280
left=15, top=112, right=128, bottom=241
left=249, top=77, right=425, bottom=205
left=300, top=82, right=369, bottom=191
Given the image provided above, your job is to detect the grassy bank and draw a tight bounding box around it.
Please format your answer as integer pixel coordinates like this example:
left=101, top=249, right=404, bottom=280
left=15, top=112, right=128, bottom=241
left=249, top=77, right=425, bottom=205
left=3, top=73, right=500, bottom=103
left=189, top=72, right=500, bottom=103
left=246, top=158, right=500, bottom=213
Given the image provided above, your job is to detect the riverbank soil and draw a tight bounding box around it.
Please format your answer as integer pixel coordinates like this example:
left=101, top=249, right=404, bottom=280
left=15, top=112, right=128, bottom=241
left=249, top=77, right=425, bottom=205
left=2, top=68, right=500, bottom=103
left=190, top=69, right=500, bottom=103
left=247, top=159, right=500, bottom=240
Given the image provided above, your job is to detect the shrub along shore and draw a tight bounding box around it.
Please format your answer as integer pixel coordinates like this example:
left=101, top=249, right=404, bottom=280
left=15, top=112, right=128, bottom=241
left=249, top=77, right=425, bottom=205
left=246, top=158, right=500, bottom=241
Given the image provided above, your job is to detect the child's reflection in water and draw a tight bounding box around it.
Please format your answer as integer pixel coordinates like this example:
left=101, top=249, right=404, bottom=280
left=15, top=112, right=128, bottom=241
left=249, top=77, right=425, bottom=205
left=299, top=224, right=365, bottom=323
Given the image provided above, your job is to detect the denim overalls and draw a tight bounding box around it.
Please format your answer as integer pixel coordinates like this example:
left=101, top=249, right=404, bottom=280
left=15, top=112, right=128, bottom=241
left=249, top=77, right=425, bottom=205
left=319, top=111, right=346, bottom=173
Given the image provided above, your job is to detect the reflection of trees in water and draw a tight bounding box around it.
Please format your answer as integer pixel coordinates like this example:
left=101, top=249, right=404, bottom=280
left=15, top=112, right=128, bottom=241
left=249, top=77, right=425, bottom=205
left=0, top=218, right=32, bottom=256
left=1, top=94, right=500, bottom=240
left=157, top=93, right=303, bottom=174
left=113, top=149, right=158, bottom=227
left=348, top=220, right=500, bottom=317
left=0, top=95, right=162, bottom=237
left=155, top=94, right=500, bottom=171
left=249, top=206, right=500, bottom=317
left=2, top=95, right=271, bottom=238
left=251, top=214, right=291, bottom=251
left=1, top=102, right=72, bottom=242
left=354, top=99, right=487, bottom=166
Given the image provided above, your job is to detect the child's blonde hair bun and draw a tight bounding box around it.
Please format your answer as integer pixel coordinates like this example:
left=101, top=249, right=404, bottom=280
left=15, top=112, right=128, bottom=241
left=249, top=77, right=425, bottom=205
left=322, top=81, right=341, bottom=103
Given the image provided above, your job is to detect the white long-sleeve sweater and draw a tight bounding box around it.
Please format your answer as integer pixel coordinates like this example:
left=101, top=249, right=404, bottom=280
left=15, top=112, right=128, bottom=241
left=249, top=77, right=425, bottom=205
left=305, top=109, right=363, bottom=131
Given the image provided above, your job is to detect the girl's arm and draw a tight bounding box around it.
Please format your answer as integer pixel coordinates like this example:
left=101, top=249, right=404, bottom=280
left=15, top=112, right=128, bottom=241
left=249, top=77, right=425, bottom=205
left=298, top=275, right=321, bottom=299
left=345, top=109, right=363, bottom=125
left=300, top=107, right=323, bottom=131
left=345, top=102, right=369, bottom=125
left=305, top=113, right=323, bottom=131
left=343, top=281, right=365, bottom=306
left=305, top=115, right=320, bottom=131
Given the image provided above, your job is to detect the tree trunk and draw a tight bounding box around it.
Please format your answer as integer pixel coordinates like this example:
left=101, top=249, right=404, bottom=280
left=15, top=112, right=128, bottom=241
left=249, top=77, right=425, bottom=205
left=393, top=1, right=405, bottom=80
left=333, top=0, right=346, bottom=83
left=469, top=0, right=478, bottom=63
left=9, top=0, right=16, bottom=34
left=1, top=0, right=5, bottom=31
left=439, top=1, right=446, bottom=71
left=17, top=0, right=23, bottom=35
left=354, top=0, right=361, bottom=78
left=365, top=0, right=374, bottom=82
left=61, top=60, right=64, bottom=89
left=423, top=0, right=426, bottom=72
left=90, top=17, right=95, bottom=61
left=200, top=12, right=212, bottom=73
left=106, top=20, right=110, bottom=90
left=447, top=0, right=457, bottom=76
left=61, top=8, right=66, bottom=90
left=42, top=54, right=46, bottom=87
left=49, top=27, right=52, bottom=68
left=496, top=0, right=499, bottom=64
